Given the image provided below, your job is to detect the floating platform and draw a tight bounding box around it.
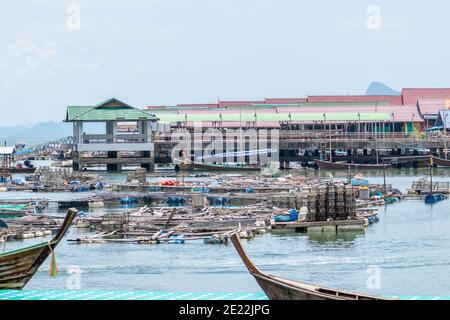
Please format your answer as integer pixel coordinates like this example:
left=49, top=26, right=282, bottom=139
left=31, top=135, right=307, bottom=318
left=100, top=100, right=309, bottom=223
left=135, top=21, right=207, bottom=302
left=271, top=219, right=367, bottom=233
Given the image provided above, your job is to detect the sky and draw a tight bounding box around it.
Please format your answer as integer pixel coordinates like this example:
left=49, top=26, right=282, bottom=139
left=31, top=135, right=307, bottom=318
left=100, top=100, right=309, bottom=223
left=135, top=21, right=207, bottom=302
left=1, top=0, right=450, bottom=125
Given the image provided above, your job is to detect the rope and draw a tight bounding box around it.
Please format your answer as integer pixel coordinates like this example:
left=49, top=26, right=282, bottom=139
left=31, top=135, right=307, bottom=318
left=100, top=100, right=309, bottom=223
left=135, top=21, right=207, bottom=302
left=47, top=240, right=58, bottom=277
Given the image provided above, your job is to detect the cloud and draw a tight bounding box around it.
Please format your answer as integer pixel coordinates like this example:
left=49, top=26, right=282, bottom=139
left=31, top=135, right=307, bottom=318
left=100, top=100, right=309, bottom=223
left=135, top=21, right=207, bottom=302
left=0, top=38, right=100, bottom=85
left=1, top=39, right=57, bottom=81
left=29, top=0, right=163, bottom=8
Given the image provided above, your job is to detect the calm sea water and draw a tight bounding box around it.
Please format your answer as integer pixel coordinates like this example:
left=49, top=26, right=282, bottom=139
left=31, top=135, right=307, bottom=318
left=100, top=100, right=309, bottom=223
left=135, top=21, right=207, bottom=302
left=2, top=166, right=450, bottom=297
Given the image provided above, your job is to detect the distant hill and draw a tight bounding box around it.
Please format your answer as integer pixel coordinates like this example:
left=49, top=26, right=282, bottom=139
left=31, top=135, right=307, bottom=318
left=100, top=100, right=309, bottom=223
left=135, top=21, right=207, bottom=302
left=0, top=122, right=72, bottom=140
left=366, top=82, right=400, bottom=96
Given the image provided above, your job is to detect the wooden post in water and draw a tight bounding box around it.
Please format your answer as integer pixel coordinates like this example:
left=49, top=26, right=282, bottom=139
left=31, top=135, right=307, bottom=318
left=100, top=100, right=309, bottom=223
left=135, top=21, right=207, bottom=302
left=383, top=164, right=387, bottom=196
left=444, top=110, right=448, bottom=160
left=429, top=154, right=434, bottom=194
left=329, top=116, right=333, bottom=162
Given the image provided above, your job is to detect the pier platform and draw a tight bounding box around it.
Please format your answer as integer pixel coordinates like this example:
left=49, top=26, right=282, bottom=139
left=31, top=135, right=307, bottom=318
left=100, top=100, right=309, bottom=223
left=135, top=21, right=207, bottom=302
left=272, top=219, right=367, bottom=233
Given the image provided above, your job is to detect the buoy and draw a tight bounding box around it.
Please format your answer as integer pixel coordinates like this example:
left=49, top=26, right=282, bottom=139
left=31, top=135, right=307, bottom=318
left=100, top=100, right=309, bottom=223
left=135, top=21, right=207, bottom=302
left=76, top=220, right=91, bottom=228
left=89, top=201, right=104, bottom=208
left=120, top=197, right=137, bottom=204
left=34, top=231, right=44, bottom=237
left=20, top=233, right=35, bottom=239
left=169, top=235, right=185, bottom=244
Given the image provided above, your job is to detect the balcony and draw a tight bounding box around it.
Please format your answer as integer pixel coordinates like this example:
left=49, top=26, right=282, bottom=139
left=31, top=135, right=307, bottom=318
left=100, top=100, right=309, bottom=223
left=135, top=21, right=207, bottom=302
left=79, top=133, right=151, bottom=144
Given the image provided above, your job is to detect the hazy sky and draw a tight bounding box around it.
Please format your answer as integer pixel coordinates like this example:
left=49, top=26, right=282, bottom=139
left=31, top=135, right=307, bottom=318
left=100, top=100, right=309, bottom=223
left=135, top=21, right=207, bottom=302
left=1, top=0, right=450, bottom=125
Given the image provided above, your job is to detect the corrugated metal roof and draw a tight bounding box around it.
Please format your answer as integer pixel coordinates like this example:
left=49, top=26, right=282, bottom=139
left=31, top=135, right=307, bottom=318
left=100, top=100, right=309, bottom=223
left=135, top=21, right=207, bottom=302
left=66, top=99, right=158, bottom=122
left=0, top=147, right=15, bottom=155
left=302, top=101, right=390, bottom=107
left=265, top=98, right=307, bottom=104
left=307, top=95, right=403, bottom=105
left=402, top=88, right=450, bottom=105
left=276, top=105, right=421, bottom=122
left=436, top=110, right=450, bottom=128
left=156, top=112, right=391, bottom=123
left=177, top=103, right=219, bottom=108
left=218, top=100, right=265, bottom=108
left=417, top=99, right=450, bottom=116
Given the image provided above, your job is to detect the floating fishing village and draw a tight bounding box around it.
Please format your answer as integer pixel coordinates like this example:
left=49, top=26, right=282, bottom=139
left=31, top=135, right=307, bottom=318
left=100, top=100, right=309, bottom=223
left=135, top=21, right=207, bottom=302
left=0, top=88, right=450, bottom=301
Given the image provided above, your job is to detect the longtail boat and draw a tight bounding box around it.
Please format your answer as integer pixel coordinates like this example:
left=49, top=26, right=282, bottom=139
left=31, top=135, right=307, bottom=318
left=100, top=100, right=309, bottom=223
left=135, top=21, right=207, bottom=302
left=176, top=161, right=261, bottom=172
left=315, top=159, right=389, bottom=171
left=0, top=208, right=77, bottom=290
left=230, top=233, right=388, bottom=300
left=430, top=156, right=450, bottom=168
left=0, top=167, right=36, bottom=174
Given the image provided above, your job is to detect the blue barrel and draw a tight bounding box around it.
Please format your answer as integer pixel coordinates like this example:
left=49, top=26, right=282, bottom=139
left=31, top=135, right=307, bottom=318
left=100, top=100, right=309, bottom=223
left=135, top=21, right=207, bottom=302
left=120, top=197, right=137, bottom=204
left=289, top=209, right=299, bottom=221
left=274, top=215, right=293, bottom=223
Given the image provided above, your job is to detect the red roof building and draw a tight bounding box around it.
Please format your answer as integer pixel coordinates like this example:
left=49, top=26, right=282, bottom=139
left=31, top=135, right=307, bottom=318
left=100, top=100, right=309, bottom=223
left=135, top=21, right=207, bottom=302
left=176, top=103, right=219, bottom=108
left=265, top=98, right=307, bottom=104
left=307, top=95, right=403, bottom=105
left=417, top=99, right=449, bottom=117
left=218, top=100, right=265, bottom=108
left=402, top=88, right=450, bottom=105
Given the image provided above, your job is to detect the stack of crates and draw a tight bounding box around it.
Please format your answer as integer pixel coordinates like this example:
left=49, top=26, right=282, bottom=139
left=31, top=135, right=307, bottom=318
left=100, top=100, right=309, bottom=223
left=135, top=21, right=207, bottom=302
left=327, top=185, right=336, bottom=220
left=345, top=186, right=357, bottom=219
left=306, top=189, right=318, bottom=222
left=126, top=168, right=147, bottom=184
left=335, top=184, right=347, bottom=220
left=317, top=186, right=328, bottom=221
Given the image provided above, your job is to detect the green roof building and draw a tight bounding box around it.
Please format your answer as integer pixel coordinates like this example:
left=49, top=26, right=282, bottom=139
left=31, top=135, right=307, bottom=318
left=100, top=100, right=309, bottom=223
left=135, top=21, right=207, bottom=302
left=66, top=98, right=160, bottom=172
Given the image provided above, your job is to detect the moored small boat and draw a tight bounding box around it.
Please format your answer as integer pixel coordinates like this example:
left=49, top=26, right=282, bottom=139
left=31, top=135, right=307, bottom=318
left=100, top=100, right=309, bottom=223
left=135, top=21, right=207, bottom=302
left=230, top=233, right=388, bottom=300
left=0, top=208, right=77, bottom=290
left=0, top=167, right=36, bottom=174
left=10, top=167, right=37, bottom=174
left=315, top=159, right=389, bottom=171
left=425, top=193, right=448, bottom=204
left=430, top=156, right=450, bottom=168
left=176, top=161, right=261, bottom=172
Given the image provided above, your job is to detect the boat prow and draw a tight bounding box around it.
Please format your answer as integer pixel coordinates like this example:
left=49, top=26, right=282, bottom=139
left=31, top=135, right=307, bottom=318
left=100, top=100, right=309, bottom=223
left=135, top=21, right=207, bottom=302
left=0, top=208, right=78, bottom=290
left=177, top=160, right=261, bottom=172
left=430, top=156, right=450, bottom=168
left=315, top=159, right=389, bottom=171
left=229, top=233, right=389, bottom=300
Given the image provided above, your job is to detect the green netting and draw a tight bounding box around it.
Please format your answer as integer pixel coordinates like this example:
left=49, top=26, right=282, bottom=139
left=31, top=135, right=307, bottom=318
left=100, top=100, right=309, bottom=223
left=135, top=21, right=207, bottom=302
left=0, top=290, right=268, bottom=301
left=0, top=290, right=447, bottom=300
left=0, top=204, right=29, bottom=212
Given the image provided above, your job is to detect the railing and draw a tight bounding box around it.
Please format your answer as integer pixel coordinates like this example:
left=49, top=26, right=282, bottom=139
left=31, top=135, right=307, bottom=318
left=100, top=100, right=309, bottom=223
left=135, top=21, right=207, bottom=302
left=80, top=134, right=151, bottom=144
left=153, top=131, right=450, bottom=145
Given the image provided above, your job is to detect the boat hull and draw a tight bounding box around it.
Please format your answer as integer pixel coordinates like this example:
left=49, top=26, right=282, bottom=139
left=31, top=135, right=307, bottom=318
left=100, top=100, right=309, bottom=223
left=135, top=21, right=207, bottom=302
left=253, top=275, right=379, bottom=300
left=230, top=233, right=388, bottom=300
left=0, top=167, right=36, bottom=174
left=0, top=209, right=77, bottom=290
left=0, top=245, right=53, bottom=289
left=315, top=159, right=388, bottom=170
left=178, top=162, right=261, bottom=172
left=431, top=156, right=450, bottom=168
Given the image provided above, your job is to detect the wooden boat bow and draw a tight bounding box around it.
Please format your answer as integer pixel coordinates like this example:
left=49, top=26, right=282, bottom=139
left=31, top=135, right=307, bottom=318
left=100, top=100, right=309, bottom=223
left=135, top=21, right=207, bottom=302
left=230, top=233, right=389, bottom=300
left=0, top=208, right=78, bottom=290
